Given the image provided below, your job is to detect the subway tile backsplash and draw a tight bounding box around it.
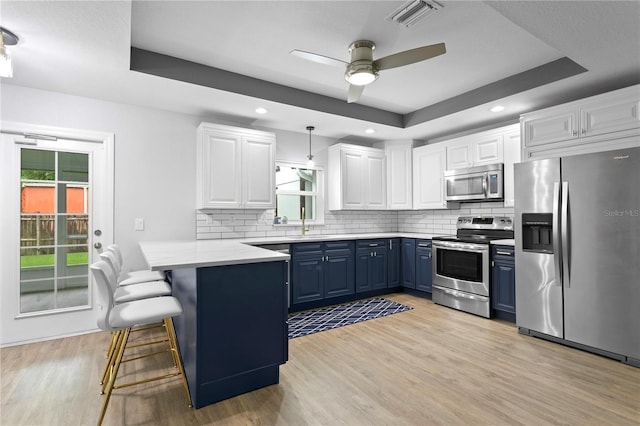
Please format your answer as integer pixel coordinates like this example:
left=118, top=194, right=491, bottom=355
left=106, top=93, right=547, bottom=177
left=196, top=203, right=514, bottom=240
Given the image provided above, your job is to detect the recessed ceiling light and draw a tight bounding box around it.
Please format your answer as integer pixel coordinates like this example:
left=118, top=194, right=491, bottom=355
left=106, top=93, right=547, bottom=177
left=255, top=107, right=268, bottom=114
left=489, top=105, right=505, bottom=113
left=365, top=128, right=376, bottom=134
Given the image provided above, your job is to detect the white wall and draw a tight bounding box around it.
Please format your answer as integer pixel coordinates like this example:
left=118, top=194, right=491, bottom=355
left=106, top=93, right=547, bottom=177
left=1, top=84, right=204, bottom=271
left=0, top=84, right=379, bottom=269
left=2, top=84, right=513, bottom=271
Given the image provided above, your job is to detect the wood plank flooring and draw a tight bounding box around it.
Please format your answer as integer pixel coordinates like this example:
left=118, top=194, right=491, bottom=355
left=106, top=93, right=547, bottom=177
left=1, top=293, right=639, bottom=425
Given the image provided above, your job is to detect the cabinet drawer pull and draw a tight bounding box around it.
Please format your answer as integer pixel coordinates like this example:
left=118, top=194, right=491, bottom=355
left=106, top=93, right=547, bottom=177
left=369, top=243, right=378, bottom=247
left=418, top=243, right=430, bottom=247
left=496, top=250, right=512, bottom=256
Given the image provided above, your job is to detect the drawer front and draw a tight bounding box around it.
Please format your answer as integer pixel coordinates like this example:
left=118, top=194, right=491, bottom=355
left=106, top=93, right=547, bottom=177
left=324, top=240, right=353, bottom=251
left=492, top=245, right=514, bottom=261
left=291, top=242, right=323, bottom=254
left=356, top=239, right=386, bottom=249
left=416, top=239, right=432, bottom=249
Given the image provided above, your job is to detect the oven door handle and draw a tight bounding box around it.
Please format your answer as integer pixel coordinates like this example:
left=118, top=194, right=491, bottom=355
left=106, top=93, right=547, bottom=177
left=432, top=241, right=488, bottom=253
left=433, top=285, right=488, bottom=301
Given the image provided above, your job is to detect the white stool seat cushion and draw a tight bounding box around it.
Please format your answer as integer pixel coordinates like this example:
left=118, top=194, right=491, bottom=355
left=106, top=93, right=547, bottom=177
left=113, top=280, right=172, bottom=304
left=109, top=296, right=183, bottom=330
left=119, top=270, right=165, bottom=286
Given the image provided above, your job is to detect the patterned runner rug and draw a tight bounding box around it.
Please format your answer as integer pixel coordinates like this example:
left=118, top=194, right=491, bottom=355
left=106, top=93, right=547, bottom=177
left=288, top=297, right=412, bottom=339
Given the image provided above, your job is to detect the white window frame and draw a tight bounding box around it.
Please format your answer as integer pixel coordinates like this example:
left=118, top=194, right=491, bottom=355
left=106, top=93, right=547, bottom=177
left=275, top=160, right=324, bottom=226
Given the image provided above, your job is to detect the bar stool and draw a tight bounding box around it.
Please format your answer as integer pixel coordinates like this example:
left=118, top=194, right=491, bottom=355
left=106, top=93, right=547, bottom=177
left=90, top=261, right=192, bottom=426
left=100, top=251, right=167, bottom=291
left=106, top=244, right=165, bottom=285
left=98, top=252, right=173, bottom=385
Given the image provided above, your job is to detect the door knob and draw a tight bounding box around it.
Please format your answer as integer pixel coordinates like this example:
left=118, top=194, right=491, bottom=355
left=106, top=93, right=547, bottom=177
left=94, top=242, right=102, bottom=249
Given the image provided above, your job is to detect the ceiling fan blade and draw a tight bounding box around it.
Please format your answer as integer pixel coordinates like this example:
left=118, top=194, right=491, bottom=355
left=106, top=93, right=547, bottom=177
left=374, top=43, right=446, bottom=71
left=290, top=49, right=347, bottom=68
left=347, top=84, right=365, bottom=103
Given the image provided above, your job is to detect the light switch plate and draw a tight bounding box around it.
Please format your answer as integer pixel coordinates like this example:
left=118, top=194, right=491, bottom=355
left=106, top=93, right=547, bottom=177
left=134, top=217, right=144, bottom=231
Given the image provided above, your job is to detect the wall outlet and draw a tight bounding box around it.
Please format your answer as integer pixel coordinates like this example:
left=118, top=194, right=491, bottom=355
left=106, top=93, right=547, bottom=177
left=134, top=217, right=144, bottom=231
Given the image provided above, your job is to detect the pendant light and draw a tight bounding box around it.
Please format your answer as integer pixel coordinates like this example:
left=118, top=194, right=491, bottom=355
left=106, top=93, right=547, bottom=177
left=305, top=126, right=315, bottom=168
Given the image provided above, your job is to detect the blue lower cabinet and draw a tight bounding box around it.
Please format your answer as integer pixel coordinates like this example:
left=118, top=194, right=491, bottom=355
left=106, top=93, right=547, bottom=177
left=415, top=240, right=432, bottom=293
left=401, top=238, right=416, bottom=289
left=387, top=239, right=401, bottom=287
left=355, top=240, right=387, bottom=293
left=291, top=241, right=354, bottom=305
left=324, top=247, right=355, bottom=298
left=291, top=251, right=323, bottom=304
left=491, top=245, right=516, bottom=322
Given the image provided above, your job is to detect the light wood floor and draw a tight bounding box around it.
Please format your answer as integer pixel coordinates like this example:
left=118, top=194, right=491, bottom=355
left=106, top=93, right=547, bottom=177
left=2, top=293, right=639, bottom=425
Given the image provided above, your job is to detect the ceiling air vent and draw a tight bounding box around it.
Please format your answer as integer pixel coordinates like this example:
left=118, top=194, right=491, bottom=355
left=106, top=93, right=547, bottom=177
left=386, top=0, right=443, bottom=28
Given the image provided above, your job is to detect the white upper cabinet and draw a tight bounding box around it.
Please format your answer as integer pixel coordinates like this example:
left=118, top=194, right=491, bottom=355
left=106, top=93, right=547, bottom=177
left=328, top=144, right=386, bottom=210
left=197, top=122, right=275, bottom=209
left=501, top=125, right=521, bottom=207
left=413, top=143, right=453, bottom=210
left=445, top=133, right=503, bottom=170
left=385, top=142, right=413, bottom=210
left=521, top=85, right=640, bottom=159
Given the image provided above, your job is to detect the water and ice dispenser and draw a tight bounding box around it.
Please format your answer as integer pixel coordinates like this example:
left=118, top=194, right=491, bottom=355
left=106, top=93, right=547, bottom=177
left=521, top=213, right=554, bottom=253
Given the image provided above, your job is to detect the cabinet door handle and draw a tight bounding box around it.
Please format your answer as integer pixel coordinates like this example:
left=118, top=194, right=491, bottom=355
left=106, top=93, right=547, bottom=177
left=582, top=128, right=586, bottom=135
left=389, top=240, right=392, bottom=250
left=496, top=251, right=512, bottom=256
left=572, top=130, right=578, bottom=137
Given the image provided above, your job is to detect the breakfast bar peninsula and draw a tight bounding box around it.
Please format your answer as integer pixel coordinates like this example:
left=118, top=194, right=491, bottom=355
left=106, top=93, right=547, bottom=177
left=140, top=240, right=289, bottom=409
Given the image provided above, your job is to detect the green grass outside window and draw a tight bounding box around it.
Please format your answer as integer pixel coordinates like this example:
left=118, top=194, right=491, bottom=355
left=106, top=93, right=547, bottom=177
left=20, top=252, right=89, bottom=268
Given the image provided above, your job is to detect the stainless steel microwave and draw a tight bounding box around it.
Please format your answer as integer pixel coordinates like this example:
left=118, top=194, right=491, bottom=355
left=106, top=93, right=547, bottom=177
left=444, top=163, right=504, bottom=202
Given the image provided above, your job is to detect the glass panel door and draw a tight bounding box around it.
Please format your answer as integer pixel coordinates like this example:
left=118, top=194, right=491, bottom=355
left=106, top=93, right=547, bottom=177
left=19, top=148, right=90, bottom=313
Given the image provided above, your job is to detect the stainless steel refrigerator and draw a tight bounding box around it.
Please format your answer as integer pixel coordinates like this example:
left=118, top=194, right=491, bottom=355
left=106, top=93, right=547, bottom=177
left=514, top=147, right=640, bottom=365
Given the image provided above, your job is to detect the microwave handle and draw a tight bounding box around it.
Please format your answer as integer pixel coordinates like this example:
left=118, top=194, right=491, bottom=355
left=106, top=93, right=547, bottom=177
left=482, top=173, right=488, bottom=196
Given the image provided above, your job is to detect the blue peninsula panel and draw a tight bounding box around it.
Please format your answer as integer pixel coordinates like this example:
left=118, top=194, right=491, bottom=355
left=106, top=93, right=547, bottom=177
left=171, top=261, right=288, bottom=408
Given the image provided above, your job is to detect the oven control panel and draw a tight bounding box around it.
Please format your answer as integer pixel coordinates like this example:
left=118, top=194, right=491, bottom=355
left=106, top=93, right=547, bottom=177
left=457, top=216, right=513, bottom=231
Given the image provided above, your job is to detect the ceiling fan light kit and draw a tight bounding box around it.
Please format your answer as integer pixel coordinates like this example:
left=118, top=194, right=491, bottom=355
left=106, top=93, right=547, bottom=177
left=345, top=40, right=379, bottom=86
left=0, top=26, right=19, bottom=78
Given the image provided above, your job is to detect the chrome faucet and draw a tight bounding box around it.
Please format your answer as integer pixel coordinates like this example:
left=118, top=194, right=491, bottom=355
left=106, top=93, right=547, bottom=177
left=301, top=206, right=308, bottom=236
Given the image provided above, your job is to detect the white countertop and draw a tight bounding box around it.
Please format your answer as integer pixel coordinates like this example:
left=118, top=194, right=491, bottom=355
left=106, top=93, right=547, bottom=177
left=140, top=232, right=450, bottom=271
left=140, top=240, right=290, bottom=271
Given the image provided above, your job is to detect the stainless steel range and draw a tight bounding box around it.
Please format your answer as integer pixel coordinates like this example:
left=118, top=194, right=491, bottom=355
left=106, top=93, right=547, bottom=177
left=431, top=216, right=514, bottom=318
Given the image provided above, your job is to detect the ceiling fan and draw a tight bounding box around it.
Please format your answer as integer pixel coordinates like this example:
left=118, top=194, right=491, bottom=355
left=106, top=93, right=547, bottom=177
left=290, top=40, right=446, bottom=103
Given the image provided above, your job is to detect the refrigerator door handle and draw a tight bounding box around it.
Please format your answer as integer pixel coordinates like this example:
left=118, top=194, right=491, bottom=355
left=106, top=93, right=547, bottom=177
left=561, top=181, right=570, bottom=287
left=552, top=182, right=563, bottom=286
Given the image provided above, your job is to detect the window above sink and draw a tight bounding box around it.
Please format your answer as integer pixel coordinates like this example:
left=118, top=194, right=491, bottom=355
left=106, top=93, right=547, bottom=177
left=275, top=161, right=324, bottom=226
